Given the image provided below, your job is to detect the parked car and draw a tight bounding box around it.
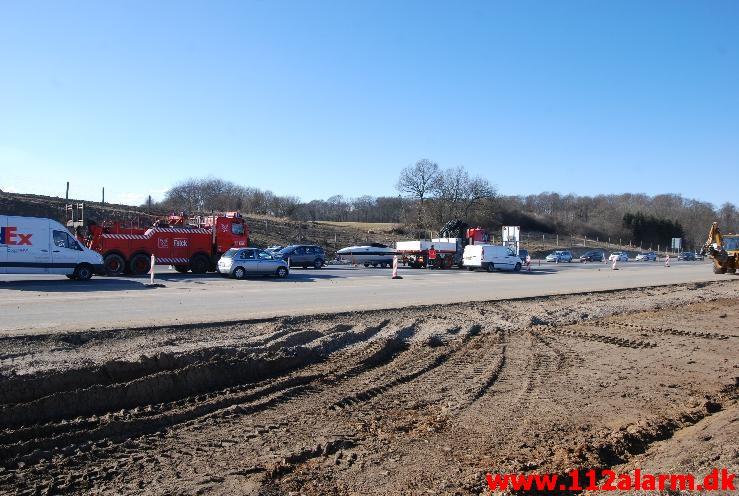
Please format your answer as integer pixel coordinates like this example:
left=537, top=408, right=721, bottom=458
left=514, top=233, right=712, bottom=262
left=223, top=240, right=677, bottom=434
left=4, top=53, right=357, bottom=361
left=545, top=250, right=573, bottom=263
left=677, top=252, right=696, bottom=261
left=635, top=251, right=657, bottom=261
left=265, top=245, right=283, bottom=254
left=277, top=245, right=326, bottom=268
left=218, top=248, right=289, bottom=279
left=579, top=250, right=605, bottom=262
left=608, top=251, right=629, bottom=262
left=463, top=244, right=522, bottom=272
left=694, top=251, right=704, bottom=261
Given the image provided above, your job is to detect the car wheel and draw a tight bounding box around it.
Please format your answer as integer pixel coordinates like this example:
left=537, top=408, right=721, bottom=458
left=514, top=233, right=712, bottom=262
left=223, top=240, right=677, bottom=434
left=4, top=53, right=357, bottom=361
left=233, top=267, right=246, bottom=280
left=313, top=259, right=323, bottom=269
left=74, top=263, right=94, bottom=281
left=514, top=262, right=521, bottom=272
left=467, top=267, right=474, bottom=271
left=486, top=263, right=495, bottom=272
left=276, top=266, right=288, bottom=278
left=364, top=263, right=370, bottom=267
left=66, top=274, right=77, bottom=280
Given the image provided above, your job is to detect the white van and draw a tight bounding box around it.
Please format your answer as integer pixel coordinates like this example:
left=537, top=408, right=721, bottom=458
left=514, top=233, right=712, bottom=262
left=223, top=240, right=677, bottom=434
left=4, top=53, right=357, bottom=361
left=463, top=244, right=522, bottom=272
left=1, top=215, right=104, bottom=280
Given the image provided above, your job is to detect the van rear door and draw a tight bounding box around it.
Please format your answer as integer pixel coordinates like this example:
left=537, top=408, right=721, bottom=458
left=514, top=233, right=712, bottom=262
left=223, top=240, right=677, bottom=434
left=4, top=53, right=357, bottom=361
left=0, top=216, right=6, bottom=274
left=5, top=217, right=50, bottom=274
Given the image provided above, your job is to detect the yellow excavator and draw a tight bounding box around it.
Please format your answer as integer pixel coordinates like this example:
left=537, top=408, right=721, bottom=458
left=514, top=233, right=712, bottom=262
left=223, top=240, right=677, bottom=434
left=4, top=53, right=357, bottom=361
left=701, top=222, right=739, bottom=274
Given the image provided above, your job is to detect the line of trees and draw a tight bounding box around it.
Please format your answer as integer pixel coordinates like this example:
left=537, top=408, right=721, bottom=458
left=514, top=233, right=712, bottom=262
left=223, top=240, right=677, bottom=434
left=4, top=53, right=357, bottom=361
left=148, top=161, right=738, bottom=251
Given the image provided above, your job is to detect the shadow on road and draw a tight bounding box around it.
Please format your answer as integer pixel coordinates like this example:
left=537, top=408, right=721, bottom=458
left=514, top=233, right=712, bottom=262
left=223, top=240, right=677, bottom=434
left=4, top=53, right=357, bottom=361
left=0, top=279, right=158, bottom=292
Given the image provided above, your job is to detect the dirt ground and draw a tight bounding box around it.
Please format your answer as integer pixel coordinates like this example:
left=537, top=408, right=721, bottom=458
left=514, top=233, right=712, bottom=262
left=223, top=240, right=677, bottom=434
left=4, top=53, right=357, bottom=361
left=1, top=280, right=737, bottom=495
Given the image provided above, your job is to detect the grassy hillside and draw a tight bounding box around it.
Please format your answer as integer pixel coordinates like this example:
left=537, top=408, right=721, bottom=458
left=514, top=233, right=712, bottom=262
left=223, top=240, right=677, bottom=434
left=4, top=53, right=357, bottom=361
left=1, top=191, right=652, bottom=259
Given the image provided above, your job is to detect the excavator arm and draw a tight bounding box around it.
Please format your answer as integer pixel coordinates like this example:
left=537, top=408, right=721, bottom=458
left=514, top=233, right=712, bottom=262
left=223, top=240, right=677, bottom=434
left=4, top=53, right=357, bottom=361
left=702, top=222, right=735, bottom=274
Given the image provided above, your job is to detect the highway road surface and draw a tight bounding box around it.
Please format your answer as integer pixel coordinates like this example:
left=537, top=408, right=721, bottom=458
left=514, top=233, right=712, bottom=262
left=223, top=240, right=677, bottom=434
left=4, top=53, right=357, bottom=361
left=0, top=261, right=732, bottom=335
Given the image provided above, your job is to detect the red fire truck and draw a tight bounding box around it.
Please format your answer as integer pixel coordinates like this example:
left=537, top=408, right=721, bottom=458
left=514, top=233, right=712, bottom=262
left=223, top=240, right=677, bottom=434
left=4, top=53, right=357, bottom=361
left=68, top=206, right=249, bottom=276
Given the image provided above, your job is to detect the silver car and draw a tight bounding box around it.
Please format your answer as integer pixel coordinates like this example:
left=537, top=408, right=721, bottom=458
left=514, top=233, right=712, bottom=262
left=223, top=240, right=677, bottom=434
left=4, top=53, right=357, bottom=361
left=218, top=248, right=289, bottom=279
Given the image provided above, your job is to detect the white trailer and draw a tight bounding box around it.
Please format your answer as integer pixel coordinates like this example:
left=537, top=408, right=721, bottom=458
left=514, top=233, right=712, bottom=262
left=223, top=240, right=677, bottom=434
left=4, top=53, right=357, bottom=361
left=395, top=238, right=460, bottom=268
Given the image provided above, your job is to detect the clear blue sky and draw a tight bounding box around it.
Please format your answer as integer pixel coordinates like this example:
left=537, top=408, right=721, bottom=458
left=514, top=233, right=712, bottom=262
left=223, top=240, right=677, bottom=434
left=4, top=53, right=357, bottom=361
left=1, top=0, right=737, bottom=207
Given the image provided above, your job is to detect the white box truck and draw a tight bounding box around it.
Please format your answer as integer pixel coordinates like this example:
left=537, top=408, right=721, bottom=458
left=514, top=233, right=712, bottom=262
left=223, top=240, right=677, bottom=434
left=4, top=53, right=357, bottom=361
left=462, top=244, right=522, bottom=272
left=1, top=215, right=104, bottom=280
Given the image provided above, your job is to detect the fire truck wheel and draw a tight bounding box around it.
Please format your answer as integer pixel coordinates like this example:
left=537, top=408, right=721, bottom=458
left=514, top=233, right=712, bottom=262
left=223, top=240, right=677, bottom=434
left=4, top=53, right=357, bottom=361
left=276, top=266, right=288, bottom=278
left=174, top=265, right=190, bottom=273
left=233, top=267, right=246, bottom=280
left=190, top=254, right=210, bottom=274
left=129, top=254, right=151, bottom=276
left=104, top=254, right=126, bottom=276
left=74, top=264, right=94, bottom=281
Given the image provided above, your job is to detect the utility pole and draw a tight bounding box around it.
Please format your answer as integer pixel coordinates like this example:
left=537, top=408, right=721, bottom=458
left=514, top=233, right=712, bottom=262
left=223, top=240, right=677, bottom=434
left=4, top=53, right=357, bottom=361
left=102, top=187, right=105, bottom=204
left=65, top=182, right=69, bottom=200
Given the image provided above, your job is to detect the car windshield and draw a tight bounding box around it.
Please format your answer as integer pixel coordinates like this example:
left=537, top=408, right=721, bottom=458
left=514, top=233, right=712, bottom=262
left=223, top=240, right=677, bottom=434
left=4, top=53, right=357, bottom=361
left=222, top=248, right=238, bottom=259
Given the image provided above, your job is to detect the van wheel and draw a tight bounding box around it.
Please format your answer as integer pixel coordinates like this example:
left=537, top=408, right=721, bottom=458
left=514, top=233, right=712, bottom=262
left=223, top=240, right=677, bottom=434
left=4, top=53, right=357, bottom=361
left=190, top=254, right=210, bottom=274
left=104, top=254, right=126, bottom=276
left=486, top=263, right=495, bottom=272
left=514, top=262, right=522, bottom=272
left=129, top=254, right=151, bottom=276
left=276, top=266, right=288, bottom=278
left=74, top=263, right=94, bottom=281
left=233, top=267, right=246, bottom=280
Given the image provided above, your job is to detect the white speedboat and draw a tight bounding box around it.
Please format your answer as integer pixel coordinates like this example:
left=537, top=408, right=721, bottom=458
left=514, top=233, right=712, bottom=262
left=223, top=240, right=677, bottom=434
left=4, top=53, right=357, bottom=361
left=336, top=243, right=395, bottom=267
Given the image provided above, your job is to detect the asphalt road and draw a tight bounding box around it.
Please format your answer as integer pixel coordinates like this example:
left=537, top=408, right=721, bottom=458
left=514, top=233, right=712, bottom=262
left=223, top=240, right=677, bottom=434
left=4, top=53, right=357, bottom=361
left=0, top=260, right=730, bottom=335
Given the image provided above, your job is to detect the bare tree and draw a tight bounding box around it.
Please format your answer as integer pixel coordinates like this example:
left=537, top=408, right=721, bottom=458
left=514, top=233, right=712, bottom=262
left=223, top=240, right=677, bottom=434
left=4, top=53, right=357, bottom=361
left=396, top=159, right=440, bottom=227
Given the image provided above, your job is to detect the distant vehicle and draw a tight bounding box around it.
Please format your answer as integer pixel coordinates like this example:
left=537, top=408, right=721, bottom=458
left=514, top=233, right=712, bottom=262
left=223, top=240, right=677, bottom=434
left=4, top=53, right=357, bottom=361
left=545, top=250, right=573, bottom=263
left=462, top=244, right=522, bottom=272
left=694, top=251, right=704, bottom=261
left=277, top=245, right=325, bottom=268
left=609, top=252, right=629, bottom=262
left=218, top=248, right=289, bottom=279
left=336, top=243, right=395, bottom=267
left=635, top=252, right=657, bottom=261
left=518, top=249, right=530, bottom=263
left=677, top=252, right=696, bottom=261
left=0, top=215, right=104, bottom=280
left=579, top=250, right=605, bottom=262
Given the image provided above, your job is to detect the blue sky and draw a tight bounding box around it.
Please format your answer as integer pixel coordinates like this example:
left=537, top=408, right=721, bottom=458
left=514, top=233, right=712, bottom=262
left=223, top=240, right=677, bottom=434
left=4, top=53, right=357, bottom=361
left=1, top=0, right=737, bottom=207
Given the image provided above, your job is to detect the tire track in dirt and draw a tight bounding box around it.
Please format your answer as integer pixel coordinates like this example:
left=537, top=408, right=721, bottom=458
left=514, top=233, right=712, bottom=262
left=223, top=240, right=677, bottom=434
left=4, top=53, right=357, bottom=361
left=0, top=320, right=401, bottom=466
